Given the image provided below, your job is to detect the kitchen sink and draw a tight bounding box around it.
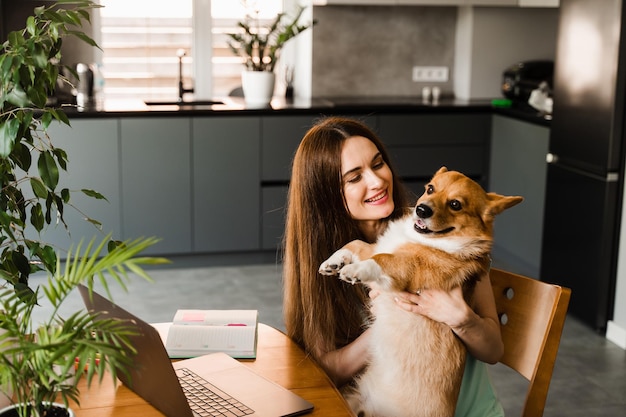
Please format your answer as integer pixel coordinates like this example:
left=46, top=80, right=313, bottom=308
left=144, top=99, right=224, bottom=106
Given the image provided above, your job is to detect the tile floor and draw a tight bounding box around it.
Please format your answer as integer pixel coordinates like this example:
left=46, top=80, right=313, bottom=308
left=29, top=253, right=626, bottom=417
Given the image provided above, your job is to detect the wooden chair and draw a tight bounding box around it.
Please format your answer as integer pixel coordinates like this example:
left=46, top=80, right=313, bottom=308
left=489, top=268, right=571, bottom=417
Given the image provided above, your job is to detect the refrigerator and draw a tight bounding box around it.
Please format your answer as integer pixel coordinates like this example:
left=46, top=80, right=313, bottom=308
left=540, top=0, right=626, bottom=331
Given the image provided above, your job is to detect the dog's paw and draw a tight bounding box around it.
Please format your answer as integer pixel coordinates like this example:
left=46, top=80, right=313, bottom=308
left=339, top=259, right=382, bottom=285
left=338, top=265, right=361, bottom=285
left=319, top=249, right=355, bottom=276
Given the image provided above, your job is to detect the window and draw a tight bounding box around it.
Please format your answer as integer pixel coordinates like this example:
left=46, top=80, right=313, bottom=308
left=98, top=0, right=283, bottom=101
left=99, top=0, right=192, bottom=101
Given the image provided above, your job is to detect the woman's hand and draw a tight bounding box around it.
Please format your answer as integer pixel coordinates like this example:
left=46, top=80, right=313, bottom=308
left=392, top=277, right=504, bottom=364
left=394, top=286, right=470, bottom=328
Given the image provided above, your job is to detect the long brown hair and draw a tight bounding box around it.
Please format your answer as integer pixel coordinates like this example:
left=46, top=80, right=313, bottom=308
left=282, top=116, right=408, bottom=361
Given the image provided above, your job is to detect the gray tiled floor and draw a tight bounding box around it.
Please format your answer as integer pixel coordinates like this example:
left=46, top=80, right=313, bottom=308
left=29, top=254, right=626, bottom=417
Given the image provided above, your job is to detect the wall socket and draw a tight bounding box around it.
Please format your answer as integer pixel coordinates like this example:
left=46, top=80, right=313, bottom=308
left=412, top=66, right=449, bottom=82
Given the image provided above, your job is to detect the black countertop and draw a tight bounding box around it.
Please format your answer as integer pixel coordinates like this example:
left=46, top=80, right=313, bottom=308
left=493, top=102, right=552, bottom=127
left=61, top=96, right=550, bottom=127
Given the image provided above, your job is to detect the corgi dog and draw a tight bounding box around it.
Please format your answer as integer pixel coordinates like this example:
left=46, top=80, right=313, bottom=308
left=319, top=167, right=523, bottom=417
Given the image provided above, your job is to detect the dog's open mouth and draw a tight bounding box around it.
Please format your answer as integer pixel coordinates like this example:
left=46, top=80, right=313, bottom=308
left=414, top=219, right=455, bottom=235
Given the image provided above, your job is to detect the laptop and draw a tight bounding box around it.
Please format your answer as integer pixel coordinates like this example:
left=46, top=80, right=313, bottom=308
left=78, top=285, right=314, bottom=417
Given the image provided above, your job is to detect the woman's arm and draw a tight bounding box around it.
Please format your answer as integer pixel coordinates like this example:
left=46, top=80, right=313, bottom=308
left=394, top=275, right=504, bottom=364
left=315, top=328, right=372, bottom=387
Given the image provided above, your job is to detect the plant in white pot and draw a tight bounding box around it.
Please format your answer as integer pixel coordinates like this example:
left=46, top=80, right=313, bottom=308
left=226, top=3, right=316, bottom=106
left=0, top=236, right=168, bottom=417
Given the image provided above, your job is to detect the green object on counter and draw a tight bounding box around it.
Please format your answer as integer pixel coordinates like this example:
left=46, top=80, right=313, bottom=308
left=491, top=98, right=513, bottom=108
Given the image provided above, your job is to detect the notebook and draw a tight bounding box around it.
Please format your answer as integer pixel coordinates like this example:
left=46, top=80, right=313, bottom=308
left=78, top=285, right=314, bottom=417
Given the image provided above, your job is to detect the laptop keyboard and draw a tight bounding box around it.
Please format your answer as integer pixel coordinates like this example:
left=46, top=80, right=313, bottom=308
left=176, top=367, right=255, bottom=417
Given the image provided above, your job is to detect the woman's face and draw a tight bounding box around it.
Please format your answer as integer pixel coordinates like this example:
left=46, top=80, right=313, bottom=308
left=341, top=136, right=395, bottom=224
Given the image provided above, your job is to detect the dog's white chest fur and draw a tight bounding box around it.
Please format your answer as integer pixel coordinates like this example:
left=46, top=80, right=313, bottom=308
left=374, top=216, right=416, bottom=253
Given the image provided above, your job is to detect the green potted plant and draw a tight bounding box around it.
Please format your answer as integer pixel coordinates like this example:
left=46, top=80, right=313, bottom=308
left=0, top=236, right=168, bottom=417
left=226, top=3, right=316, bottom=105
left=0, top=0, right=103, bottom=303
left=1, top=2, right=170, bottom=416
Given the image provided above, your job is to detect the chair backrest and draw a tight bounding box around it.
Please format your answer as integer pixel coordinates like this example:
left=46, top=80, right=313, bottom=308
left=489, top=268, right=571, bottom=417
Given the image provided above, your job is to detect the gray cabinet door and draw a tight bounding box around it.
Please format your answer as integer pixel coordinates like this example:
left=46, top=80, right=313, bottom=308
left=377, top=113, right=490, bottom=201
left=260, top=116, right=316, bottom=250
left=120, top=117, right=192, bottom=255
left=37, top=119, right=122, bottom=251
left=490, top=115, right=549, bottom=278
left=262, top=186, right=288, bottom=250
left=192, top=116, right=261, bottom=252
left=261, top=116, right=317, bottom=182
left=377, top=113, right=490, bottom=183
left=261, top=114, right=377, bottom=182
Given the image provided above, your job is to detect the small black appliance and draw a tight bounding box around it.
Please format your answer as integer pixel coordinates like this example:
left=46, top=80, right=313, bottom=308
left=501, top=60, right=554, bottom=101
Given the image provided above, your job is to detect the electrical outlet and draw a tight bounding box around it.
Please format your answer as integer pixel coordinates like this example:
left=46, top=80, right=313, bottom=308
left=412, top=66, right=449, bottom=82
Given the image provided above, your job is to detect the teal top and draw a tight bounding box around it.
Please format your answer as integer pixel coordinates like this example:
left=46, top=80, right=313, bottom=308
left=454, top=355, right=504, bottom=417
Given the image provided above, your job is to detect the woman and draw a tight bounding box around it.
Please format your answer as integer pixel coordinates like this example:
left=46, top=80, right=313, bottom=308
left=282, top=116, right=504, bottom=417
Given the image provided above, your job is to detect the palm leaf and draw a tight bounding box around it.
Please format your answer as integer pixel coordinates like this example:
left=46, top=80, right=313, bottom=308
left=0, top=235, right=167, bottom=417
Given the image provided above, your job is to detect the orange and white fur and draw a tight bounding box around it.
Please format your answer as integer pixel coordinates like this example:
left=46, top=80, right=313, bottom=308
left=319, top=167, right=523, bottom=417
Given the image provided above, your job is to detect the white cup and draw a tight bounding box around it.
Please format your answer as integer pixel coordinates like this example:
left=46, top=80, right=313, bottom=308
left=432, top=86, right=441, bottom=101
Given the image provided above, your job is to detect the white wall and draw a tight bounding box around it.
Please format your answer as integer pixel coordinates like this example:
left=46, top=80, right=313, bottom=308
left=608, top=182, right=626, bottom=349
left=311, top=6, right=457, bottom=97
left=454, top=6, right=559, bottom=100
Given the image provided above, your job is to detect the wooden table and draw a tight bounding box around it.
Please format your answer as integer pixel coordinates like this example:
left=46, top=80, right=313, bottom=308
left=69, top=324, right=356, bottom=417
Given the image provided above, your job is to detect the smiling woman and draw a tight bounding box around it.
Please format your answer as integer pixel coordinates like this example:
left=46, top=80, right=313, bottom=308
left=97, top=0, right=283, bottom=101
left=340, top=136, right=395, bottom=238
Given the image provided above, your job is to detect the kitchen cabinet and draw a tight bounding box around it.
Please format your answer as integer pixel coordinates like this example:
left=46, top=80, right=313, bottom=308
left=260, top=115, right=317, bottom=250
left=261, top=116, right=316, bottom=183
left=39, top=119, right=122, bottom=251
left=262, top=186, right=289, bottom=250
left=260, top=114, right=377, bottom=182
left=120, top=117, right=192, bottom=255
left=489, top=114, right=549, bottom=278
left=377, top=113, right=491, bottom=200
left=192, top=116, right=261, bottom=252
left=48, top=110, right=493, bottom=255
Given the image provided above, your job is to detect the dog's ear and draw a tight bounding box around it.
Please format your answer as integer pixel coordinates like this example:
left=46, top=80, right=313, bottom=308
left=485, top=193, right=524, bottom=217
left=435, top=166, right=449, bottom=176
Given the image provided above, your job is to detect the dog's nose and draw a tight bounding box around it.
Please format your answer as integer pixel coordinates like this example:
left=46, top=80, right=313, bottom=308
left=416, top=204, right=433, bottom=219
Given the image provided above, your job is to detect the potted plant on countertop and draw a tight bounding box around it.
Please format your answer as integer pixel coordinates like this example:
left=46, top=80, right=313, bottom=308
left=226, top=3, right=316, bottom=106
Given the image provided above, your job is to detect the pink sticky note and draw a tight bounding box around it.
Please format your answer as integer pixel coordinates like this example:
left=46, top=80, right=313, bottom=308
left=182, top=312, right=205, bottom=322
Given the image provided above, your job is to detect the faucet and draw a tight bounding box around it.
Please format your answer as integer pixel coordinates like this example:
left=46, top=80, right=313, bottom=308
left=177, top=49, right=194, bottom=102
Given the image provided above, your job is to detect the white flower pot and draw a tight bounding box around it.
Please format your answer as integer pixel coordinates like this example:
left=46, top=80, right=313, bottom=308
left=241, top=71, right=275, bottom=107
